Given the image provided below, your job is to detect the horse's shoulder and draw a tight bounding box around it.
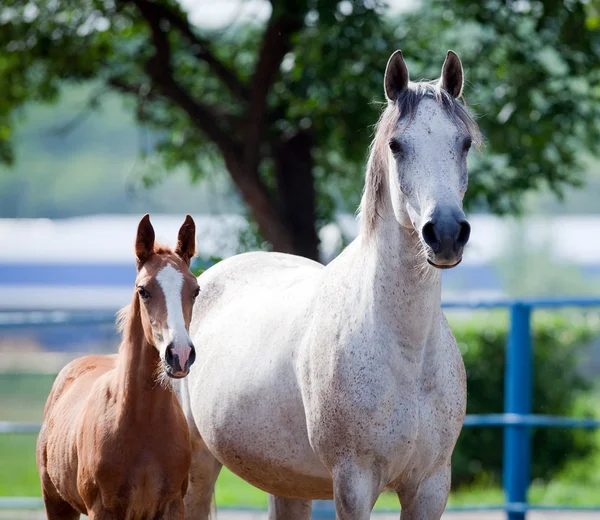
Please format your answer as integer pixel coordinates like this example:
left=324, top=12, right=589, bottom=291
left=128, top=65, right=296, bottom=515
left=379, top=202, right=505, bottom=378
left=51, top=354, right=114, bottom=392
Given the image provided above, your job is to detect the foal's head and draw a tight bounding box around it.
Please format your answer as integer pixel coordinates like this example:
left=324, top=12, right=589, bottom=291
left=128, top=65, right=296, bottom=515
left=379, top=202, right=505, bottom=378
left=133, top=214, right=199, bottom=378
left=363, top=50, right=481, bottom=268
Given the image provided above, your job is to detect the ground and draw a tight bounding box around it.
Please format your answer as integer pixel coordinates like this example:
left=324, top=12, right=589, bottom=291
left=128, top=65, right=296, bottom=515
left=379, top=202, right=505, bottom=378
left=1, top=510, right=600, bottom=520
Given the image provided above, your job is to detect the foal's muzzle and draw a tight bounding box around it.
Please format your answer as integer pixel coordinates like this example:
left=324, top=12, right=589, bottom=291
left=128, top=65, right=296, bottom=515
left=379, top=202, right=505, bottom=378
left=164, top=342, right=196, bottom=378
left=421, top=206, right=470, bottom=269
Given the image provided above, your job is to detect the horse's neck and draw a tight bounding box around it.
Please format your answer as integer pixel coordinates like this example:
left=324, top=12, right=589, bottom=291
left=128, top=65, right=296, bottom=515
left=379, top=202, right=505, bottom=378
left=353, top=218, right=442, bottom=350
left=115, top=296, right=171, bottom=415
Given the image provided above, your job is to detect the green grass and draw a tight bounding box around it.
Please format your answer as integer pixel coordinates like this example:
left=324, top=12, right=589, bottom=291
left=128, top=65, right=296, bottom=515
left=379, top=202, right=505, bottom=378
left=0, top=373, right=56, bottom=422
left=0, top=435, right=40, bottom=497
left=2, top=431, right=599, bottom=509
left=1, top=372, right=599, bottom=509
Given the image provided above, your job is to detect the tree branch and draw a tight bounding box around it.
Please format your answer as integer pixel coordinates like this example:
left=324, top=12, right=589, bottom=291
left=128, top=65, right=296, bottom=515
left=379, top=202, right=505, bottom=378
left=129, top=0, right=240, bottom=157
left=47, top=86, right=107, bottom=137
left=243, top=5, right=306, bottom=172
left=108, top=76, right=244, bottom=131
left=124, top=0, right=247, bottom=100
left=107, top=77, right=156, bottom=99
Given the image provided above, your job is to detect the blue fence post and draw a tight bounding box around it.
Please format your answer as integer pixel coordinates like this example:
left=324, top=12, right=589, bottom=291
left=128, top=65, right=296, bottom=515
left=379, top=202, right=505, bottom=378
left=503, top=303, right=532, bottom=520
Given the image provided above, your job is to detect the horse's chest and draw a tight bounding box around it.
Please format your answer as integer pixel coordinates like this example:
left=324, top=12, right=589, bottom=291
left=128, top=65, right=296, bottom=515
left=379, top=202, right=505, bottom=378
left=416, top=372, right=465, bottom=456
left=89, top=451, right=187, bottom=514
left=79, top=420, right=190, bottom=514
left=401, top=348, right=466, bottom=475
left=305, top=336, right=466, bottom=476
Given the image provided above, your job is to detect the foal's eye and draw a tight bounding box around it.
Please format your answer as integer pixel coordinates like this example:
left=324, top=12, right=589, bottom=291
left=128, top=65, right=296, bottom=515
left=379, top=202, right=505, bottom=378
left=137, top=286, right=150, bottom=300
left=192, top=287, right=200, bottom=299
left=389, top=139, right=403, bottom=155
left=463, top=138, right=472, bottom=152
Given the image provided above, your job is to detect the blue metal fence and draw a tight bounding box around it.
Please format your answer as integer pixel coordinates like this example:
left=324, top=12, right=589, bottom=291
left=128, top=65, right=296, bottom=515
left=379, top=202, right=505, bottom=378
left=2, top=298, right=600, bottom=519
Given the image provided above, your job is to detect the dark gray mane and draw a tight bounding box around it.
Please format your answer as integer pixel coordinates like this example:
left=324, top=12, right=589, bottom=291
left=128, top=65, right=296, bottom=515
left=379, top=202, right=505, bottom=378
left=360, top=81, right=482, bottom=234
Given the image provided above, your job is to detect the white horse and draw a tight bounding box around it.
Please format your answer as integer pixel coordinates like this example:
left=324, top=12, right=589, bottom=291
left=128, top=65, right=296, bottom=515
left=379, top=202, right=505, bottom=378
left=180, top=50, right=481, bottom=520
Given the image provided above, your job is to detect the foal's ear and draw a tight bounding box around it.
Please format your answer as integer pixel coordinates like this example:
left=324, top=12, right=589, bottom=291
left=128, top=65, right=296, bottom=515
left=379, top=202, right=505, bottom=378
left=439, top=50, right=464, bottom=99
left=384, top=50, right=410, bottom=102
left=135, top=214, right=155, bottom=268
left=175, top=215, right=196, bottom=266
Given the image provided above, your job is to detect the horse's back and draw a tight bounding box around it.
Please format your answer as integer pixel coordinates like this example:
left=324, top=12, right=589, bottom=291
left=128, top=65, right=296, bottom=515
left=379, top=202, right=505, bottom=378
left=191, top=251, right=323, bottom=336
left=197, top=251, right=322, bottom=292
left=42, top=354, right=116, bottom=420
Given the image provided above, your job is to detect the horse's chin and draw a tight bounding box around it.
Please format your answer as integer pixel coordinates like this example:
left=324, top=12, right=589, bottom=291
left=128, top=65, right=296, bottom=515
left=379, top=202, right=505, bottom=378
left=165, top=369, right=189, bottom=379
left=426, top=257, right=462, bottom=270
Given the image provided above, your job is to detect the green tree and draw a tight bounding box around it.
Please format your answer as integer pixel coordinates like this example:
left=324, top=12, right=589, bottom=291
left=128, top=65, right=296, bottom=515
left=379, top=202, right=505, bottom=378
left=1, top=0, right=599, bottom=259
left=0, top=0, right=391, bottom=260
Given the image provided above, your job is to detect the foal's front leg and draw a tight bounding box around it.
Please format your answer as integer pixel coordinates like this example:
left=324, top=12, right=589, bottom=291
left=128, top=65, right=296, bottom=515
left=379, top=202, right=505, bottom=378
left=397, top=466, right=451, bottom=520
left=87, top=505, right=117, bottom=520
left=163, top=498, right=185, bottom=520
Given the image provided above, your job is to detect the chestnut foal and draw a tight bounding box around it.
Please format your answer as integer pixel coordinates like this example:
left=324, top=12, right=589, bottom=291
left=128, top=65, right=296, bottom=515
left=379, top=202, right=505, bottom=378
left=37, top=214, right=199, bottom=520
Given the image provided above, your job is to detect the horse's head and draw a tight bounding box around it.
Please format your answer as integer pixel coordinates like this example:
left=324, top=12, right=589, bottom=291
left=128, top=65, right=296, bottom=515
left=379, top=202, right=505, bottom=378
left=374, top=50, right=480, bottom=269
left=134, top=214, right=199, bottom=378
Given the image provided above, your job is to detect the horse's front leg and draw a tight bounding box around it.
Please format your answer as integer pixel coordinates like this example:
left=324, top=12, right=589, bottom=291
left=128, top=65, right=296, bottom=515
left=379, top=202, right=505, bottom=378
left=397, top=465, right=451, bottom=520
left=331, top=462, right=382, bottom=520
left=86, top=504, right=116, bottom=520
left=267, top=495, right=312, bottom=520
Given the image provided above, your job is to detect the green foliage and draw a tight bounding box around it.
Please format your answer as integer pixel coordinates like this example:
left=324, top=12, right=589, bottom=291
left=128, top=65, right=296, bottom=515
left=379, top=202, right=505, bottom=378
left=1, top=0, right=599, bottom=237
left=190, top=255, right=222, bottom=277
left=451, top=311, right=600, bottom=488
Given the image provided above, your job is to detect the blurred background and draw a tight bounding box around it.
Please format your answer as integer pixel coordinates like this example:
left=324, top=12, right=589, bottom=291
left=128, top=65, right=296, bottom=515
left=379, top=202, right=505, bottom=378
left=1, top=0, right=600, bottom=516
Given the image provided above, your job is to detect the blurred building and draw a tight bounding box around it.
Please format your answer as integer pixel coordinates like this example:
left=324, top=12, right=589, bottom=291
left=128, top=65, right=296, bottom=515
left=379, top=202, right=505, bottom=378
left=2, top=214, right=600, bottom=357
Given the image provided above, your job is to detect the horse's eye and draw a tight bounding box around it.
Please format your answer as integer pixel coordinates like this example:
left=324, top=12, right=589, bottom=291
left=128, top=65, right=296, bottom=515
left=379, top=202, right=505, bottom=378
left=137, top=286, right=150, bottom=300
left=463, top=138, right=472, bottom=152
left=193, top=287, right=200, bottom=299
left=389, top=139, right=403, bottom=155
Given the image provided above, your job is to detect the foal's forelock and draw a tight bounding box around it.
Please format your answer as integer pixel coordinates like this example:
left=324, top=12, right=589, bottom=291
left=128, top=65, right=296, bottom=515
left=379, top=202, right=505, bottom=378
left=359, top=83, right=481, bottom=235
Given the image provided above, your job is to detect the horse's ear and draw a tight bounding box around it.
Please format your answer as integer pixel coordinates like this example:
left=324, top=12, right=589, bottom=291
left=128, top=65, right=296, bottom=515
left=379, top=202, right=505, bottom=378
left=384, top=50, right=409, bottom=102
left=135, top=214, right=155, bottom=269
left=175, top=215, right=196, bottom=266
left=440, top=50, right=464, bottom=99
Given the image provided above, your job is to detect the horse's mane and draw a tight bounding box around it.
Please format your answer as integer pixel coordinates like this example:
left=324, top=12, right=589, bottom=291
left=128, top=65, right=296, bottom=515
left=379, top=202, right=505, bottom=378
left=358, top=81, right=482, bottom=236
left=116, top=305, right=130, bottom=333
left=116, top=243, right=175, bottom=333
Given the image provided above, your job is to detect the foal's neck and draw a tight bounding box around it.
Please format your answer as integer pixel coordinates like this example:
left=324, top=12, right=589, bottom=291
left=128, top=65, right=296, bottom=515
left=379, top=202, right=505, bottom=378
left=115, top=295, right=171, bottom=413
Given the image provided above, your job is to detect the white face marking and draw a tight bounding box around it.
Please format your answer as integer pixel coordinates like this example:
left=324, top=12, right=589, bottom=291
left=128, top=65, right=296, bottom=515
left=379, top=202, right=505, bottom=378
left=156, top=263, right=190, bottom=353
left=389, top=97, right=467, bottom=229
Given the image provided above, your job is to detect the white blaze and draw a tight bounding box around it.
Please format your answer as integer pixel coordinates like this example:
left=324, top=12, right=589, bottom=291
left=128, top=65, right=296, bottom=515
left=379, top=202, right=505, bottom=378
left=156, top=264, right=190, bottom=349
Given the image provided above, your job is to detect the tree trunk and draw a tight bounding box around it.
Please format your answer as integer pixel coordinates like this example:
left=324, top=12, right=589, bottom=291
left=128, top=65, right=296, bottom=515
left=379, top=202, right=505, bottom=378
left=274, top=131, right=319, bottom=261
left=221, top=155, right=295, bottom=255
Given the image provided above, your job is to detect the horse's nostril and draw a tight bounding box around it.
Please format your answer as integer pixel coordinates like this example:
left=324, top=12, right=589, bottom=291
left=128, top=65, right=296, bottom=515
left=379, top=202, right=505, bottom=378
left=187, top=345, right=196, bottom=368
left=422, top=222, right=440, bottom=252
left=456, top=221, right=471, bottom=248
left=165, top=343, right=174, bottom=366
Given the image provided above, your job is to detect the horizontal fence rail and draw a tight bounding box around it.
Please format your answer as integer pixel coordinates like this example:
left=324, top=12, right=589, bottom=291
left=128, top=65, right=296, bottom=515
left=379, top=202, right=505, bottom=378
left=2, top=298, right=600, bottom=519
